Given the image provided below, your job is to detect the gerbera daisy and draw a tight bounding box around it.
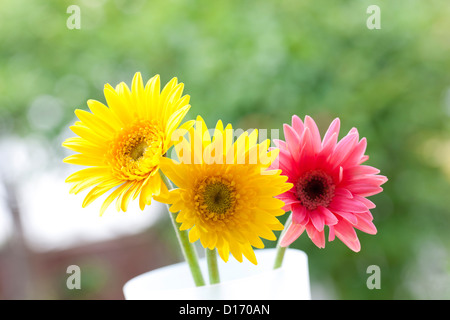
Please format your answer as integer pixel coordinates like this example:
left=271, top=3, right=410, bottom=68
left=63, top=72, right=193, bottom=215
left=156, top=116, right=292, bottom=264
left=273, top=115, right=387, bottom=252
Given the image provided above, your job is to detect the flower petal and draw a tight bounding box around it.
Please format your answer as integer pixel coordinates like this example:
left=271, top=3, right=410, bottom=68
left=334, top=220, right=360, bottom=252
left=304, top=116, right=322, bottom=154
left=291, top=203, right=308, bottom=225
left=280, top=223, right=305, bottom=247
left=291, top=115, right=304, bottom=134
left=306, top=223, right=325, bottom=248
left=354, top=213, right=377, bottom=234
left=329, top=133, right=358, bottom=168
left=322, top=118, right=340, bottom=148
left=317, top=206, right=338, bottom=225
left=309, top=209, right=325, bottom=232
left=329, top=196, right=369, bottom=213
left=283, top=124, right=301, bottom=163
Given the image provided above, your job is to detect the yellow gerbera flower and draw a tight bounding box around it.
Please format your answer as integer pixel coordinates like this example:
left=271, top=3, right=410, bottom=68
left=157, top=116, right=293, bottom=264
left=63, top=72, right=193, bottom=215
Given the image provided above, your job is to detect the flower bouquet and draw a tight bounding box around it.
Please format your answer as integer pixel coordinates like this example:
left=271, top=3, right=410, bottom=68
left=62, top=73, right=387, bottom=300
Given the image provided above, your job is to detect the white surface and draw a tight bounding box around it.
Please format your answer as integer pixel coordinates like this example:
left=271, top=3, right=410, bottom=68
left=0, top=135, right=162, bottom=252
left=19, top=168, right=164, bottom=251
left=123, top=248, right=310, bottom=300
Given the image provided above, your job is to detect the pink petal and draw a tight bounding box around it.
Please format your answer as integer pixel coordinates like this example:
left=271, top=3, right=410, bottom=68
left=334, top=219, right=358, bottom=240
left=276, top=191, right=299, bottom=206
left=328, top=226, right=336, bottom=241
left=329, top=196, right=369, bottom=213
left=338, top=166, right=344, bottom=183
left=338, top=236, right=361, bottom=252
left=354, top=210, right=374, bottom=221
left=317, top=132, right=337, bottom=166
left=292, top=203, right=308, bottom=225
left=354, top=213, right=377, bottom=234
left=334, top=220, right=361, bottom=252
left=306, top=223, right=325, bottom=248
left=317, top=206, right=338, bottom=225
left=277, top=148, right=299, bottom=178
left=342, top=138, right=367, bottom=167
left=334, top=187, right=353, bottom=199
left=345, top=165, right=380, bottom=176
left=283, top=124, right=301, bottom=163
left=346, top=175, right=388, bottom=186
left=273, top=139, right=287, bottom=150
left=322, top=118, right=340, bottom=148
left=280, top=223, right=305, bottom=247
left=297, top=136, right=315, bottom=174
left=300, top=127, right=315, bottom=157
left=309, top=209, right=325, bottom=232
left=374, top=175, right=388, bottom=186
left=353, top=195, right=376, bottom=209
left=333, top=210, right=358, bottom=225
left=304, top=116, right=322, bottom=154
left=347, top=127, right=360, bottom=140
left=346, top=184, right=383, bottom=197
left=329, top=133, right=359, bottom=168
left=291, top=115, right=304, bottom=134
left=358, top=155, right=369, bottom=164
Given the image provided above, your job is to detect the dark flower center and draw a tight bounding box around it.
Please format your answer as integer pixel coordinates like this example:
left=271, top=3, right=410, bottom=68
left=195, top=176, right=238, bottom=220
left=129, top=140, right=148, bottom=161
left=203, top=182, right=233, bottom=214
left=296, top=170, right=335, bottom=211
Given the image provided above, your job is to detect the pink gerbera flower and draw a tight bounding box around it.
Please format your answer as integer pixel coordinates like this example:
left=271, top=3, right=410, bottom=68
left=273, top=115, right=387, bottom=252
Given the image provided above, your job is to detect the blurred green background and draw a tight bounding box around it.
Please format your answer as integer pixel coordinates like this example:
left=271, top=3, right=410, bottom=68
left=1, top=0, right=450, bottom=299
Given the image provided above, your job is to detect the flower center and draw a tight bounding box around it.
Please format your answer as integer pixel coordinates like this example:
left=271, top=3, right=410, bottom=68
left=295, top=170, right=335, bottom=211
left=107, top=120, right=165, bottom=181
left=195, top=176, right=237, bottom=220
left=129, top=140, right=149, bottom=161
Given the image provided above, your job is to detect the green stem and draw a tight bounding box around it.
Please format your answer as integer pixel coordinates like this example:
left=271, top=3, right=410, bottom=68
left=160, top=171, right=206, bottom=287
left=206, top=248, right=220, bottom=285
left=273, top=212, right=292, bottom=269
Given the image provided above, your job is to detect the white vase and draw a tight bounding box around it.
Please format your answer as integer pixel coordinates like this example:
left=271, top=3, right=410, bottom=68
left=123, top=248, right=310, bottom=300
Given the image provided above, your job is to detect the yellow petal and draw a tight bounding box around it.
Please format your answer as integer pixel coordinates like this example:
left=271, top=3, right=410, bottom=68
left=145, top=74, right=161, bottom=120
left=74, top=109, right=116, bottom=138
left=242, top=245, right=257, bottom=265
left=100, top=183, right=129, bottom=216
left=63, top=153, right=104, bottom=166
left=65, top=167, right=110, bottom=183
left=62, top=137, right=104, bottom=156
left=82, top=178, right=121, bottom=207
left=103, top=83, right=133, bottom=124
left=158, top=157, right=189, bottom=188
left=70, top=123, right=108, bottom=146
left=165, top=104, right=191, bottom=147
left=87, top=99, right=123, bottom=130
left=188, top=226, right=200, bottom=243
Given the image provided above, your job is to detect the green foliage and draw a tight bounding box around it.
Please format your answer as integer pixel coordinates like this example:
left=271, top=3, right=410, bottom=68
left=1, top=0, right=450, bottom=299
